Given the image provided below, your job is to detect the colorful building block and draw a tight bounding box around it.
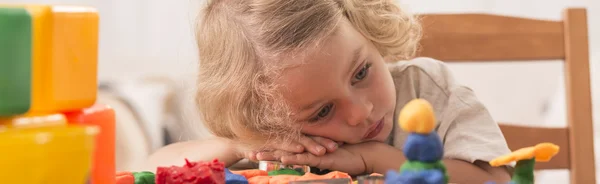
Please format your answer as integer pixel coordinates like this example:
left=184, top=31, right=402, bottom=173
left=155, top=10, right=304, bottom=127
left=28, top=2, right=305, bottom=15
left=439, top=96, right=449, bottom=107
left=0, top=125, right=98, bottom=184
left=30, top=5, right=99, bottom=113
left=0, top=4, right=99, bottom=114
left=0, top=113, right=66, bottom=129
left=64, top=104, right=116, bottom=184
left=0, top=7, right=32, bottom=116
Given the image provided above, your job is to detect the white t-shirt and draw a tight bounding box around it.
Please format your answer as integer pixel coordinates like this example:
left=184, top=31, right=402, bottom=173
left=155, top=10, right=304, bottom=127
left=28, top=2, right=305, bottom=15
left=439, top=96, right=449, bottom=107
left=386, top=57, right=511, bottom=163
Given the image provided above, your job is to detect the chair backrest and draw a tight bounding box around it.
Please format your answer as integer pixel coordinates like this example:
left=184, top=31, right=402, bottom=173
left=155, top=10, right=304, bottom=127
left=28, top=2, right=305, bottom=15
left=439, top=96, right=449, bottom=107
left=415, top=8, right=595, bottom=184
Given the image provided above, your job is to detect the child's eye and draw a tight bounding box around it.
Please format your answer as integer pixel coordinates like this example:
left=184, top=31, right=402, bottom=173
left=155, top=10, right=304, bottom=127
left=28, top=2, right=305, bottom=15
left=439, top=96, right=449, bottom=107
left=352, top=63, right=372, bottom=84
left=309, top=103, right=334, bottom=122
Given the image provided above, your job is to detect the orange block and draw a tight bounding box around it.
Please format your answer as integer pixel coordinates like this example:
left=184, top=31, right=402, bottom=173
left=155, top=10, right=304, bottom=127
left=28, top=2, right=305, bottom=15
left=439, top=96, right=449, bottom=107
left=65, top=104, right=115, bottom=184
left=25, top=5, right=99, bottom=113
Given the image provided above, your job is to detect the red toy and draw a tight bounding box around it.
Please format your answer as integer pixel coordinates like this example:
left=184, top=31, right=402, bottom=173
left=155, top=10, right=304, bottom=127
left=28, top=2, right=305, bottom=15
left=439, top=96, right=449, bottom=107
left=156, top=159, right=225, bottom=184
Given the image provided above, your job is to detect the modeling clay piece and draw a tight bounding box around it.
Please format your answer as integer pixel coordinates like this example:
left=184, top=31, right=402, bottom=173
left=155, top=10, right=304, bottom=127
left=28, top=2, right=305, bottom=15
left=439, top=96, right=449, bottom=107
left=392, top=99, right=449, bottom=184
left=386, top=170, right=444, bottom=184
left=231, top=169, right=268, bottom=179
left=289, top=178, right=351, bottom=184
left=232, top=169, right=351, bottom=184
left=133, top=171, right=156, bottom=184
left=155, top=159, right=225, bottom=184
left=116, top=171, right=135, bottom=184
left=489, top=143, right=559, bottom=184
left=403, top=133, right=443, bottom=162
left=269, top=168, right=304, bottom=176
left=225, top=169, right=249, bottom=184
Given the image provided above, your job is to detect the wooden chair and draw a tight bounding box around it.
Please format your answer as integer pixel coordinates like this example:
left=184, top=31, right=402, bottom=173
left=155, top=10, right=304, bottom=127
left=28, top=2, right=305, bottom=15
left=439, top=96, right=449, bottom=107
left=415, top=8, right=595, bottom=183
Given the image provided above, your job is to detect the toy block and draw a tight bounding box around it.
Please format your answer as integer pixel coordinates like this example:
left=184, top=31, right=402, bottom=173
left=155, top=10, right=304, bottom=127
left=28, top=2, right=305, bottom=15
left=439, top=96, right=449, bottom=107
left=0, top=113, right=67, bottom=129
left=0, top=7, right=32, bottom=116
left=64, top=104, right=115, bottom=184
left=0, top=4, right=99, bottom=114
left=0, top=124, right=99, bottom=184
left=30, top=5, right=99, bottom=113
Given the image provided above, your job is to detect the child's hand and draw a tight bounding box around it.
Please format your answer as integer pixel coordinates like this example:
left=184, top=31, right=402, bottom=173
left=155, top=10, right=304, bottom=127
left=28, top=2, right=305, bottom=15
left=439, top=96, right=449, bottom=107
left=243, top=135, right=341, bottom=161
left=276, top=143, right=371, bottom=176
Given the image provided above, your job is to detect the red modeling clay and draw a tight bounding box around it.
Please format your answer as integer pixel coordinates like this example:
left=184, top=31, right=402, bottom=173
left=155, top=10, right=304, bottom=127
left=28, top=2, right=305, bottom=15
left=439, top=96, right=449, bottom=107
left=156, top=159, right=225, bottom=184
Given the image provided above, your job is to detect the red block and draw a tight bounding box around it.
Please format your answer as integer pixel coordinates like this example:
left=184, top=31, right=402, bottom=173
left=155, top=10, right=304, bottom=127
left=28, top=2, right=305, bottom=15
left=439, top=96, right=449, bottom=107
left=156, top=159, right=225, bottom=184
left=64, top=104, right=116, bottom=184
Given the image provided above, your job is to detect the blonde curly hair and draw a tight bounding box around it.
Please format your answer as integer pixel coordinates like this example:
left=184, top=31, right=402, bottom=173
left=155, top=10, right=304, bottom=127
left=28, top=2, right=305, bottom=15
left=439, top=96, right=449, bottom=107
left=195, top=0, right=421, bottom=149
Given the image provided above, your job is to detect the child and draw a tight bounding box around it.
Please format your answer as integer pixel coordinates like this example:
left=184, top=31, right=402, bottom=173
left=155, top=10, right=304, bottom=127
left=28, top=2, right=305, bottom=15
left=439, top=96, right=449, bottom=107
left=147, top=0, right=513, bottom=183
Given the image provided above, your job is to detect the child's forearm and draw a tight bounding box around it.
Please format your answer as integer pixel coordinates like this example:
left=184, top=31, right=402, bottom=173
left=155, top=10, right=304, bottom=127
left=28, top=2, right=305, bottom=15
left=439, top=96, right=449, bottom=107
left=360, top=142, right=510, bottom=183
left=443, top=159, right=511, bottom=183
left=144, top=137, right=242, bottom=171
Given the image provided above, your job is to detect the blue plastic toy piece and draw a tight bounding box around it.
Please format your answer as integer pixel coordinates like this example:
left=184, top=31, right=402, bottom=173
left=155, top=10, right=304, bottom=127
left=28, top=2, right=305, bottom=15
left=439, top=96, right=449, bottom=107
left=403, top=133, right=444, bottom=162
left=386, top=169, right=444, bottom=184
left=225, top=168, right=249, bottom=184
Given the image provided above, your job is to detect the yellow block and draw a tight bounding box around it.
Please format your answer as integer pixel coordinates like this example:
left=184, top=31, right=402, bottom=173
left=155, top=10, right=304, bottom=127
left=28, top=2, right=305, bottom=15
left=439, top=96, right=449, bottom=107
left=0, top=113, right=67, bottom=130
left=18, top=4, right=99, bottom=113
left=0, top=125, right=98, bottom=184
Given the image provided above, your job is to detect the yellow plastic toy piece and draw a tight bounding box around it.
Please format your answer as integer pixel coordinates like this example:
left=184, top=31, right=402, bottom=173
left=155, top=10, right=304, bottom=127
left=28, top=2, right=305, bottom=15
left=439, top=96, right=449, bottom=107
left=489, top=143, right=560, bottom=167
left=398, top=99, right=436, bottom=134
left=0, top=113, right=67, bottom=131
left=0, top=125, right=98, bottom=184
left=0, top=4, right=99, bottom=114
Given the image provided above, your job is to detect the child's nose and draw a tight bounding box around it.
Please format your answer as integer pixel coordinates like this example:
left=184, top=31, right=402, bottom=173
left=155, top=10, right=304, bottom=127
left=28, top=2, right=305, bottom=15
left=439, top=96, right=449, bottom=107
left=345, top=98, right=373, bottom=126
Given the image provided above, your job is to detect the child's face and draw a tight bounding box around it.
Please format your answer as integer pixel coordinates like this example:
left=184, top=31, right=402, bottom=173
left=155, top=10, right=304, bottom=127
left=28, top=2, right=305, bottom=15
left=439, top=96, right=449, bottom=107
left=275, top=19, right=397, bottom=144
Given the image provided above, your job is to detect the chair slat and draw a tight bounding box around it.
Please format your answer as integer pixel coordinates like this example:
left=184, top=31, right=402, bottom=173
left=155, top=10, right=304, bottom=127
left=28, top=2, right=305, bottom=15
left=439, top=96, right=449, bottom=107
left=498, top=124, right=570, bottom=170
left=417, top=14, right=565, bottom=61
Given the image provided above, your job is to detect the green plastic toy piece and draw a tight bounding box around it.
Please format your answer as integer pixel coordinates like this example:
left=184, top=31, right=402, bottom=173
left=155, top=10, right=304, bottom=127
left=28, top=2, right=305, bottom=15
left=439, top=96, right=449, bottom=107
left=133, top=171, right=155, bottom=184
left=268, top=168, right=304, bottom=176
left=0, top=7, right=32, bottom=117
left=400, top=160, right=449, bottom=183
left=511, top=158, right=535, bottom=184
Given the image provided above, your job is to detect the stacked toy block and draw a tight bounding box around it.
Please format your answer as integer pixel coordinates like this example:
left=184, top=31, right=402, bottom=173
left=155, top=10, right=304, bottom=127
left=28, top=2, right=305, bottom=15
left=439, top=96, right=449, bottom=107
left=0, top=4, right=115, bottom=184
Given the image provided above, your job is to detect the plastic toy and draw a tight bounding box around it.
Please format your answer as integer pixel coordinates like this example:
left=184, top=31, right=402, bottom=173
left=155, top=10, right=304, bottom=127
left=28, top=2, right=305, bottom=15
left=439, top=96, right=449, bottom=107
left=0, top=4, right=110, bottom=184
left=65, top=104, right=116, bottom=184
left=0, top=6, right=31, bottom=116
left=0, top=125, right=99, bottom=184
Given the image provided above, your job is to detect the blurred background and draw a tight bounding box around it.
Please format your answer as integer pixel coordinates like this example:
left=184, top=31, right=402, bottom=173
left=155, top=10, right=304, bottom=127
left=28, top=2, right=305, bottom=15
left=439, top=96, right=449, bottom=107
left=3, top=0, right=598, bottom=183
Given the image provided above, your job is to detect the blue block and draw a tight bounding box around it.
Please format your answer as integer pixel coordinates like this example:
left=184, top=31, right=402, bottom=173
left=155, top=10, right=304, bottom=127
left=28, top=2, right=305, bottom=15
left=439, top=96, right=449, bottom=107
left=225, top=169, right=249, bottom=184
left=403, top=133, right=443, bottom=162
left=385, top=170, right=444, bottom=184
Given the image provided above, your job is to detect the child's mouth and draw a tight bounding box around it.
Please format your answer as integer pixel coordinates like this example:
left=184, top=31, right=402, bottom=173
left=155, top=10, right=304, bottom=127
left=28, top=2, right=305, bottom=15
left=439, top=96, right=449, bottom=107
left=363, top=118, right=384, bottom=140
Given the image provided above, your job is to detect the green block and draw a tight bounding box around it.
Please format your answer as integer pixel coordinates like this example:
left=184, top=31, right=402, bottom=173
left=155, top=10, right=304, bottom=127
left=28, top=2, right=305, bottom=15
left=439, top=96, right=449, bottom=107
left=0, top=7, right=31, bottom=117
left=400, top=160, right=449, bottom=183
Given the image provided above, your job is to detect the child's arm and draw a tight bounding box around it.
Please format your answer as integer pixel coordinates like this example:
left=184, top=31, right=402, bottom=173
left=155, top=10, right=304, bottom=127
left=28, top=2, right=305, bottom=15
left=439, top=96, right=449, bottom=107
left=278, top=141, right=510, bottom=182
left=144, top=137, right=242, bottom=170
